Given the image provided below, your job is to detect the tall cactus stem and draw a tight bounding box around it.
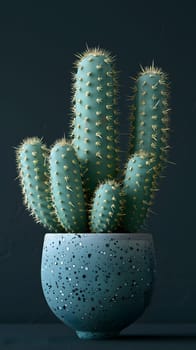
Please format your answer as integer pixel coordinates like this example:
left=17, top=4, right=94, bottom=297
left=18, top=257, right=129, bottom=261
left=71, top=48, right=120, bottom=196
left=129, top=62, right=170, bottom=172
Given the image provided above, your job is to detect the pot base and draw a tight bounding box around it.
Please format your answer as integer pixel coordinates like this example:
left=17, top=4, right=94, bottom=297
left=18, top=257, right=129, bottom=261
left=76, top=330, right=120, bottom=340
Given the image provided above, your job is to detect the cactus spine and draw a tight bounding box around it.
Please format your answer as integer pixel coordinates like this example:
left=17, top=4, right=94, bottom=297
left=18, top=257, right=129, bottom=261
left=71, top=49, right=120, bottom=196
left=90, top=181, right=125, bottom=233
left=49, top=139, right=87, bottom=232
left=16, top=138, right=62, bottom=232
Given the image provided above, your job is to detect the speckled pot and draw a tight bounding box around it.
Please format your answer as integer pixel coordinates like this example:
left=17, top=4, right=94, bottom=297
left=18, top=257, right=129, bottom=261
left=41, top=233, right=155, bottom=340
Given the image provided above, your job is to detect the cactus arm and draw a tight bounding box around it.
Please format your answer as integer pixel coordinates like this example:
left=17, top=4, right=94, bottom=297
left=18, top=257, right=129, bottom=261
left=49, top=139, right=87, bottom=233
left=71, top=48, right=120, bottom=196
left=130, top=64, right=170, bottom=169
left=89, top=180, right=125, bottom=233
left=123, top=152, right=159, bottom=232
left=16, top=137, right=62, bottom=232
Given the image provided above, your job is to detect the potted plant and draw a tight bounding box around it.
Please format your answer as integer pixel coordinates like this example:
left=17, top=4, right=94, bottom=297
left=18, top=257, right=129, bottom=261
left=16, top=48, right=170, bottom=339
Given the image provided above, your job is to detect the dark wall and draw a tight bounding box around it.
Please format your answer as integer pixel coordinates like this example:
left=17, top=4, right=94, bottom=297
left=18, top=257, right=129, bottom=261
left=0, top=0, right=196, bottom=323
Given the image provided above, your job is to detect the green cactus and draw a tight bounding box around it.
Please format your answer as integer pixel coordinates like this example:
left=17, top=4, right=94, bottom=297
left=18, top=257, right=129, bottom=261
left=130, top=63, right=170, bottom=169
left=71, top=49, right=120, bottom=196
left=16, top=48, right=170, bottom=234
left=123, top=152, right=159, bottom=232
left=49, top=139, right=87, bottom=232
left=16, top=138, right=63, bottom=232
left=90, top=180, right=125, bottom=233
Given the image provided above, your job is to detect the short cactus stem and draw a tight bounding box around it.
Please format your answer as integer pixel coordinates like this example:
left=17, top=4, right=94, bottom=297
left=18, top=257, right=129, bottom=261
left=90, top=180, right=125, bottom=233
left=71, top=48, right=120, bottom=196
left=123, top=152, right=159, bottom=232
left=16, top=137, right=62, bottom=232
left=49, top=139, right=87, bottom=233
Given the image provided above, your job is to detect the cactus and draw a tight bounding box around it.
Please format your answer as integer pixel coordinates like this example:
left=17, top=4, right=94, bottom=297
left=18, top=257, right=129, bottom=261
left=16, top=138, right=63, bottom=232
left=90, top=181, right=125, bottom=233
left=49, top=139, right=87, bottom=232
left=16, top=48, right=171, bottom=234
left=71, top=49, right=120, bottom=196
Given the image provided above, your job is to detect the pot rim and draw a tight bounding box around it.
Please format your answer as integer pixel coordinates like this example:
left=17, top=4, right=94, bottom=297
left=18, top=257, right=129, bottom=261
left=44, top=233, right=153, bottom=241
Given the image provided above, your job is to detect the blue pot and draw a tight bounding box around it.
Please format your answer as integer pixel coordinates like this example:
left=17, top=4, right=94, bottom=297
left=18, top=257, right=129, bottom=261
left=41, top=233, right=155, bottom=339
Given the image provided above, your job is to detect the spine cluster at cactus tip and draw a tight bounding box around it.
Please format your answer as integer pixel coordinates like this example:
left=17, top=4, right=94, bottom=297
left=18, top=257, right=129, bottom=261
left=16, top=48, right=170, bottom=233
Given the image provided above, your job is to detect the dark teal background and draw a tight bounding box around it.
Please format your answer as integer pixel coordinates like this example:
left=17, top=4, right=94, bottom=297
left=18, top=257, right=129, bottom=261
left=0, top=0, right=195, bottom=323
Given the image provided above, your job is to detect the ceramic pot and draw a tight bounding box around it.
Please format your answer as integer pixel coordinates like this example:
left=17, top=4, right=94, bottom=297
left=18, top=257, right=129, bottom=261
left=41, top=233, right=155, bottom=339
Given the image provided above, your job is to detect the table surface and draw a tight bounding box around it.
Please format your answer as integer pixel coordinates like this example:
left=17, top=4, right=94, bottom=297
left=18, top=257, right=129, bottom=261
left=0, top=323, right=196, bottom=350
